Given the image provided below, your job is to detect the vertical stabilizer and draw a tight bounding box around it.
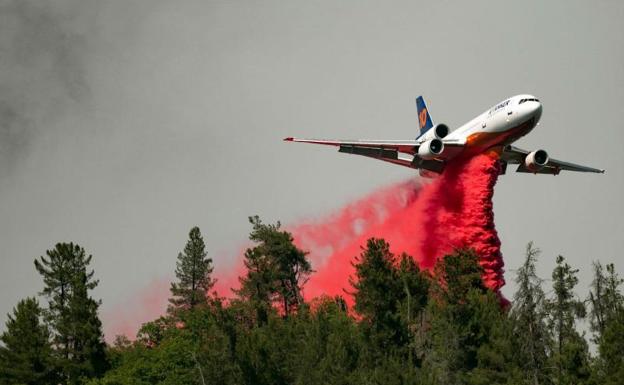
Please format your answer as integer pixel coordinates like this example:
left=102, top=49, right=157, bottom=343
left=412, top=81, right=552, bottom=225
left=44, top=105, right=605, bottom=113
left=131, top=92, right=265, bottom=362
left=416, top=96, right=434, bottom=138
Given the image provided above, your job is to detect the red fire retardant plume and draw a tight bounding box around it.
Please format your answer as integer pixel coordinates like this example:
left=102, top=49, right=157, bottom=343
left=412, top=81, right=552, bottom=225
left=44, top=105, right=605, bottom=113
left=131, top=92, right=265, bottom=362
left=104, top=153, right=504, bottom=340
left=290, top=152, right=505, bottom=300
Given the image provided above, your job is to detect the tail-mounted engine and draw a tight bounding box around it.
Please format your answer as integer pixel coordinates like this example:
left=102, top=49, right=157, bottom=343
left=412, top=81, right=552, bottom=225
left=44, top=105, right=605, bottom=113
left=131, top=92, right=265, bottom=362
left=419, top=123, right=449, bottom=141
left=418, top=138, right=444, bottom=160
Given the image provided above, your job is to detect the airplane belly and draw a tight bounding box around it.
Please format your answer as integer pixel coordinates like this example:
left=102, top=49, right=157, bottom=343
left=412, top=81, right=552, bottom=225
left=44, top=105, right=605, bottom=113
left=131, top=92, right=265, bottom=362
left=464, top=117, right=536, bottom=152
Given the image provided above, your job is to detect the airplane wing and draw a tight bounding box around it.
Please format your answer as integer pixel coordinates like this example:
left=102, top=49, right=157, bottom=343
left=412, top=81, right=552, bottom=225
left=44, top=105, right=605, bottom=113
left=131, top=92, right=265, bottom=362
left=283, top=137, right=461, bottom=173
left=501, top=145, right=605, bottom=175
left=283, top=137, right=420, bottom=154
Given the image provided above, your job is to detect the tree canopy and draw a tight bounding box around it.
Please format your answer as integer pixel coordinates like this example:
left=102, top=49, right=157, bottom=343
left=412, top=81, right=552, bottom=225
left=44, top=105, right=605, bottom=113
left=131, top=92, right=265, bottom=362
left=2, top=218, right=623, bottom=385
left=169, top=226, right=215, bottom=313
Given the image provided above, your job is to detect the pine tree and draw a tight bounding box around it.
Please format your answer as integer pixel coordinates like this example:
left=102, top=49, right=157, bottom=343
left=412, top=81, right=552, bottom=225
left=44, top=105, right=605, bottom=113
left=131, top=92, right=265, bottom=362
left=588, top=262, right=624, bottom=385
left=34, top=242, right=107, bottom=384
left=545, top=255, right=590, bottom=385
left=233, top=245, right=275, bottom=326
left=0, top=297, right=57, bottom=385
left=467, top=313, right=525, bottom=385
left=169, top=226, right=215, bottom=312
left=595, top=310, right=624, bottom=385
left=350, top=238, right=429, bottom=363
left=350, top=238, right=401, bottom=355
left=588, top=262, right=623, bottom=341
left=397, top=253, right=430, bottom=367
left=509, top=242, right=552, bottom=385
left=235, top=216, right=311, bottom=322
left=351, top=238, right=398, bottom=325
left=421, top=249, right=495, bottom=384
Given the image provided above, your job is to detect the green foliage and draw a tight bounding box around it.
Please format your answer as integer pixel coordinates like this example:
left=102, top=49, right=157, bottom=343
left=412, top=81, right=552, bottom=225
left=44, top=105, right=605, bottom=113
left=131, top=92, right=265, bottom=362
left=169, top=227, right=215, bottom=313
left=0, top=298, right=57, bottom=385
left=545, top=255, right=590, bottom=385
left=509, top=242, right=552, bottom=385
left=7, top=221, right=624, bottom=385
left=351, top=238, right=404, bottom=353
left=588, top=262, right=623, bottom=341
left=34, top=242, right=108, bottom=384
left=136, top=316, right=174, bottom=347
left=235, top=296, right=360, bottom=385
left=421, top=249, right=501, bottom=385
left=595, top=310, right=624, bottom=385
left=92, top=307, right=241, bottom=385
left=466, top=314, right=525, bottom=385
left=76, top=239, right=622, bottom=385
left=235, top=216, right=312, bottom=323
left=588, top=262, right=624, bottom=385
left=350, top=238, right=429, bottom=363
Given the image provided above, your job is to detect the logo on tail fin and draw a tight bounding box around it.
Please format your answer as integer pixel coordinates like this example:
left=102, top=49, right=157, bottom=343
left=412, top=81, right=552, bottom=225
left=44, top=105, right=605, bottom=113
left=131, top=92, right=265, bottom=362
left=419, top=107, right=428, bottom=129
left=416, top=96, right=434, bottom=138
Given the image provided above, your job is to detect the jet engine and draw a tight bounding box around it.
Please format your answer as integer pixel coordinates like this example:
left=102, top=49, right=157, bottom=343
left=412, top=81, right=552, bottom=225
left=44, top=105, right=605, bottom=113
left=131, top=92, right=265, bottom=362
left=524, top=149, right=549, bottom=172
left=419, top=123, right=449, bottom=141
left=418, top=138, right=444, bottom=160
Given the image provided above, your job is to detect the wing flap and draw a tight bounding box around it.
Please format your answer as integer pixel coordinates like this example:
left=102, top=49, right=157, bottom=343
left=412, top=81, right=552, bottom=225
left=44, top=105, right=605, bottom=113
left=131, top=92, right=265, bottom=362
left=284, top=136, right=453, bottom=174
left=338, top=145, right=398, bottom=160
left=285, top=137, right=418, bottom=154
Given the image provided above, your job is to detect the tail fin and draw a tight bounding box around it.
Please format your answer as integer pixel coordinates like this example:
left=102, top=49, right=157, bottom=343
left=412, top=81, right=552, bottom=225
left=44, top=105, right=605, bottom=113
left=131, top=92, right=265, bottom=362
left=416, top=96, right=433, bottom=138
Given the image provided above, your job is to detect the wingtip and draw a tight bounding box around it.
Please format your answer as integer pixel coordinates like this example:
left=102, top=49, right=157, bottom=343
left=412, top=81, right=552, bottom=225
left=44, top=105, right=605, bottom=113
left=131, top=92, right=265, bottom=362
left=283, top=137, right=294, bottom=142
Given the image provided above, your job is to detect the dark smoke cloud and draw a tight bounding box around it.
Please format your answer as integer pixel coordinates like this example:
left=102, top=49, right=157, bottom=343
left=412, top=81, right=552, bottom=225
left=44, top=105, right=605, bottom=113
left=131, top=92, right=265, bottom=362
left=0, top=0, right=92, bottom=177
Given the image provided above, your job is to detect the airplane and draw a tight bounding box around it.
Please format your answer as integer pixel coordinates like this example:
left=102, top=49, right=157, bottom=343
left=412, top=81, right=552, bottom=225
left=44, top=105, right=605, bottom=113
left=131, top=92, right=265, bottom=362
left=283, top=95, right=605, bottom=177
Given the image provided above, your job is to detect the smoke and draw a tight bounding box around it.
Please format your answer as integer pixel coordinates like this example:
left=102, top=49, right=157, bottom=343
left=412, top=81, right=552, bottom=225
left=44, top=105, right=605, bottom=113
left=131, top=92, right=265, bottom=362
left=291, top=152, right=505, bottom=300
left=0, top=0, right=94, bottom=178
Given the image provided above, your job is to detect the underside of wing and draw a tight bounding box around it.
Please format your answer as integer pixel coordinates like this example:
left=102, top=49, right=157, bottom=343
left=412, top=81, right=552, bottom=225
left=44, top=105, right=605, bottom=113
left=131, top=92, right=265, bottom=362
left=284, top=137, right=452, bottom=174
left=501, top=145, right=605, bottom=175
left=283, top=137, right=419, bottom=154
left=350, top=150, right=446, bottom=173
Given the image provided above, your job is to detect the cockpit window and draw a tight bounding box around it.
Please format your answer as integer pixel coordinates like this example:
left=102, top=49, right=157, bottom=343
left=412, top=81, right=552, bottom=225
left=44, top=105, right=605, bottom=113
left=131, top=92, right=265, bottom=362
left=519, top=98, right=540, bottom=104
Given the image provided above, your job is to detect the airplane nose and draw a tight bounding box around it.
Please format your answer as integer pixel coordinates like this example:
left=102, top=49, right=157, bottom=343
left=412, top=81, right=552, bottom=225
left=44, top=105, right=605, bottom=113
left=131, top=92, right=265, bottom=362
left=532, top=102, right=543, bottom=122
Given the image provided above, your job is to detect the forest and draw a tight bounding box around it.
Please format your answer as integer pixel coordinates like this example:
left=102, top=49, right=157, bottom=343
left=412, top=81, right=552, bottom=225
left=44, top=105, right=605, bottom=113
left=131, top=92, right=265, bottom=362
left=0, top=216, right=622, bottom=385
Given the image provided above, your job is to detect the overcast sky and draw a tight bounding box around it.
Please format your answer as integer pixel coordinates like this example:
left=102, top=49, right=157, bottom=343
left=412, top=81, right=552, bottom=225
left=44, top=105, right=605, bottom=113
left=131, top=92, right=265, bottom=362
left=1, top=0, right=622, bottom=337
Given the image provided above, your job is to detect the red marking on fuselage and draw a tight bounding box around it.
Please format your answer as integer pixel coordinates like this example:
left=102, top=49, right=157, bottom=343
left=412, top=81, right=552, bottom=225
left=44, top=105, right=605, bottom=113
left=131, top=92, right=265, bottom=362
left=464, top=118, right=536, bottom=155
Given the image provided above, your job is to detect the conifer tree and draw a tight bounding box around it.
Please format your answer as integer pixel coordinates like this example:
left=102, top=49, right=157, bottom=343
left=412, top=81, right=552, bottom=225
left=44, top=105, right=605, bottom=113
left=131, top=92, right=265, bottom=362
left=595, top=310, right=624, bottom=385
left=235, top=216, right=311, bottom=322
left=350, top=238, right=398, bottom=326
left=34, top=242, right=107, bottom=384
left=509, top=242, right=551, bottom=385
left=169, top=226, right=215, bottom=312
left=588, top=262, right=624, bottom=385
left=588, top=262, right=623, bottom=341
left=350, top=238, right=429, bottom=361
left=397, top=253, right=430, bottom=366
left=545, top=255, right=589, bottom=385
left=0, top=297, right=57, bottom=385
left=421, top=249, right=496, bottom=384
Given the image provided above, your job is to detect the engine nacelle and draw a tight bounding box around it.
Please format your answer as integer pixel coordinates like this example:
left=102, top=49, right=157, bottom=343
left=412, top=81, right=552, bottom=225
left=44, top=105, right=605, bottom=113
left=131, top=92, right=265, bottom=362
left=524, top=149, right=549, bottom=172
left=418, top=139, right=444, bottom=160
left=419, top=123, right=450, bottom=141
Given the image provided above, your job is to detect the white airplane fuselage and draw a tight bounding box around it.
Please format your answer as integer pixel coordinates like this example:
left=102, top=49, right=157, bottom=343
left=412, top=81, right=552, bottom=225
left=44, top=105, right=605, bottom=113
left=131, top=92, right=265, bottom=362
left=445, top=94, right=542, bottom=154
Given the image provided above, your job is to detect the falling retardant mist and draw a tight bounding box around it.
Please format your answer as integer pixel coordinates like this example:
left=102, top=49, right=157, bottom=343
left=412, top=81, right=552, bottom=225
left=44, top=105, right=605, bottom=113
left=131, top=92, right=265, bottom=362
left=290, top=152, right=505, bottom=299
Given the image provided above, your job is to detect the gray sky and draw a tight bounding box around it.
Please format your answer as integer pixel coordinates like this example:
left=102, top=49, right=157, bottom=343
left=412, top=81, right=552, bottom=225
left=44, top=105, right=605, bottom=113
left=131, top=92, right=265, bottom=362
left=1, top=0, right=623, bottom=337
